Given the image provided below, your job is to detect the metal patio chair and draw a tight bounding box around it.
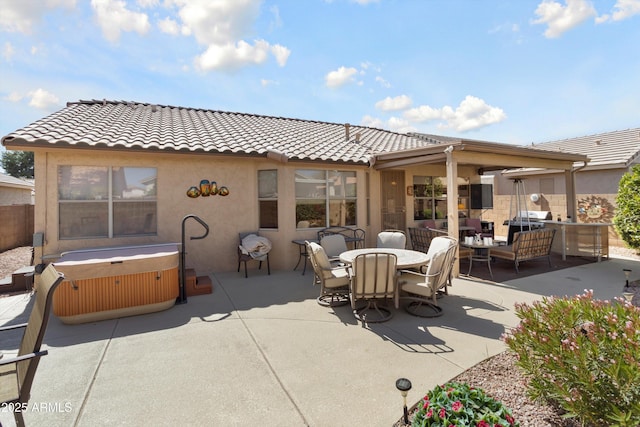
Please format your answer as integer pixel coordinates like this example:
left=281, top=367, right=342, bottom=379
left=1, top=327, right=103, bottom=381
left=306, top=241, right=350, bottom=307
left=350, top=252, right=398, bottom=323
left=398, top=239, right=457, bottom=318
left=0, top=264, right=65, bottom=427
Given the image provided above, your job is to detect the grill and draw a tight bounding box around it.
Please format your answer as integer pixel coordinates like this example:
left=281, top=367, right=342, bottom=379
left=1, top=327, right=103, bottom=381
left=515, top=210, right=553, bottom=221
left=503, top=211, right=552, bottom=244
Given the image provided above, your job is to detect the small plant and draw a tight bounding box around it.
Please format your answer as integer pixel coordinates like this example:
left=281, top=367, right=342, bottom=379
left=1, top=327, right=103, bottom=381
left=410, top=382, right=518, bottom=426
left=503, top=290, right=640, bottom=426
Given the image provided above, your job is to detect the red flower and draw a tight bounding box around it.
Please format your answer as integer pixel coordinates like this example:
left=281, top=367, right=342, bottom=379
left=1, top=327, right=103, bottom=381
left=452, top=400, right=463, bottom=412
left=476, top=421, right=490, bottom=427
left=439, top=408, right=446, bottom=418
left=426, top=409, right=433, bottom=418
left=506, top=414, right=515, bottom=425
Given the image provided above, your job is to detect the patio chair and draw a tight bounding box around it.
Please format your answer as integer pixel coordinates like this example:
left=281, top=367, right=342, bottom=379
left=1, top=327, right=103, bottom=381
left=0, top=264, right=65, bottom=427
left=306, top=241, right=350, bottom=307
left=320, top=234, right=348, bottom=265
left=425, top=235, right=459, bottom=292
left=353, top=228, right=366, bottom=248
left=398, top=239, right=457, bottom=318
left=350, top=252, right=398, bottom=323
left=376, top=230, right=406, bottom=249
left=408, top=227, right=447, bottom=254
left=238, top=231, right=271, bottom=278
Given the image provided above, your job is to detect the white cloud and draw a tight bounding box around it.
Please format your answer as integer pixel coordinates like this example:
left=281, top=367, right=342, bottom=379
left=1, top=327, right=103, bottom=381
left=404, top=95, right=506, bottom=132
left=261, top=79, right=278, bottom=87
left=359, top=115, right=416, bottom=133
left=375, top=76, right=391, bottom=88
left=488, top=22, right=520, bottom=34
left=2, top=42, right=15, bottom=63
left=165, top=0, right=289, bottom=71
left=5, top=92, right=23, bottom=102
left=271, top=44, right=291, bottom=67
left=27, top=88, right=60, bottom=110
left=404, top=105, right=445, bottom=122
left=137, top=0, right=159, bottom=7
left=269, top=5, right=283, bottom=31
left=158, top=17, right=180, bottom=35
left=353, top=0, right=380, bottom=4
left=171, top=0, right=260, bottom=46
left=597, top=0, right=640, bottom=22
left=91, top=0, right=151, bottom=43
left=360, top=115, right=385, bottom=129
left=532, top=0, right=597, bottom=38
left=325, top=66, right=358, bottom=88
left=194, top=39, right=271, bottom=71
left=611, top=0, right=640, bottom=20
left=0, top=0, right=76, bottom=33
left=386, top=117, right=416, bottom=133
left=375, top=95, right=412, bottom=112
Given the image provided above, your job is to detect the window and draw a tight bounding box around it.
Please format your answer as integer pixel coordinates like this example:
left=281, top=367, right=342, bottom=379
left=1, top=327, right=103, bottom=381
left=258, top=170, right=278, bottom=229
left=295, top=169, right=357, bottom=228
left=413, top=176, right=469, bottom=220
left=58, top=166, right=157, bottom=239
left=413, top=176, right=445, bottom=220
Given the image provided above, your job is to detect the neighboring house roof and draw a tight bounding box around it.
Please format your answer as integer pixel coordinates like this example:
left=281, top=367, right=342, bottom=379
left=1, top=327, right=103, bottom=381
left=530, top=128, right=640, bottom=170
left=0, top=172, right=34, bottom=190
left=1, top=100, right=433, bottom=166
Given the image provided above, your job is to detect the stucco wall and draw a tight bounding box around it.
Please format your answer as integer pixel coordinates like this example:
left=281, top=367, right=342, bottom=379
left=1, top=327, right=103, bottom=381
left=0, top=186, right=33, bottom=205
left=33, top=149, right=380, bottom=275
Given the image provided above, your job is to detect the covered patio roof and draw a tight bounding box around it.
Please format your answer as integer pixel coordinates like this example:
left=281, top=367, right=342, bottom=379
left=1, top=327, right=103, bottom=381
left=372, top=136, right=590, bottom=276
left=372, top=137, right=589, bottom=172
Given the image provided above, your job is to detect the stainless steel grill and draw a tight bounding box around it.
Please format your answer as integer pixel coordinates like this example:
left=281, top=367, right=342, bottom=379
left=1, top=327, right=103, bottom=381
left=503, top=211, right=552, bottom=244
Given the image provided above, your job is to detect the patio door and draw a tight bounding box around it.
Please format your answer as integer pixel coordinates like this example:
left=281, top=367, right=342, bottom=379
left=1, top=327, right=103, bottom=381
left=381, top=170, right=406, bottom=231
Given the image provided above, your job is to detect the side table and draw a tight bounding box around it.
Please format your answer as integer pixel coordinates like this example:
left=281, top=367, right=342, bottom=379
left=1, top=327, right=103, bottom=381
left=291, top=239, right=317, bottom=275
left=460, top=242, right=501, bottom=279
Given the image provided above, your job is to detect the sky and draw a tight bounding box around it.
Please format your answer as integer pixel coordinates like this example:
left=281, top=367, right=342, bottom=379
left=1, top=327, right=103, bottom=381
left=1, top=0, right=639, bottom=150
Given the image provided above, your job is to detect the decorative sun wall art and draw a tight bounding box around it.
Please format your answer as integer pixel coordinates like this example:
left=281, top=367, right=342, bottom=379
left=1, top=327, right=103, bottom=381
left=577, top=195, right=614, bottom=223
left=186, top=180, right=230, bottom=198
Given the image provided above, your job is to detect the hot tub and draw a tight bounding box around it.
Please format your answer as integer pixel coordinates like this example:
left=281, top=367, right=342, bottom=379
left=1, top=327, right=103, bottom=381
left=52, top=244, right=180, bottom=324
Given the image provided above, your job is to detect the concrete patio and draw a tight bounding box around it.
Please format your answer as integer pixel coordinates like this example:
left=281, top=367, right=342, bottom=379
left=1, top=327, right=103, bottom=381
left=1, top=255, right=639, bottom=427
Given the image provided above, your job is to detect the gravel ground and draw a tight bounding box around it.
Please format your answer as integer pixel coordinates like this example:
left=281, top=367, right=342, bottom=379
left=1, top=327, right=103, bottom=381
left=3, top=245, right=639, bottom=425
left=0, top=246, right=32, bottom=280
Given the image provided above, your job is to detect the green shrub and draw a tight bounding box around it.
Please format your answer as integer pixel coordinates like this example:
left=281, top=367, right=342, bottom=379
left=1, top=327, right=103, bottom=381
left=411, top=381, right=518, bottom=427
left=614, top=164, right=640, bottom=251
left=503, top=290, right=640, bottom=426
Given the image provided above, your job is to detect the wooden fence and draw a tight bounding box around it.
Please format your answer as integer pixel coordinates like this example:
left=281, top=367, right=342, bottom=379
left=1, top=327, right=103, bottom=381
left=0, top=204, right=34, bottom=252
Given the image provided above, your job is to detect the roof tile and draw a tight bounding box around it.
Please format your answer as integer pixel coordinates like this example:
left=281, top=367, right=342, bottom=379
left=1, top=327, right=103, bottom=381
left=533, top=128, right=640, bottom=168
left=2, top=100, right=432, bottom=165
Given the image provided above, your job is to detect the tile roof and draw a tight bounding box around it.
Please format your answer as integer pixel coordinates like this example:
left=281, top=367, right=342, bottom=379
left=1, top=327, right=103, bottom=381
left=1, top=100, right=435, bottom=165
left=531, top=128, right=640, bottom=169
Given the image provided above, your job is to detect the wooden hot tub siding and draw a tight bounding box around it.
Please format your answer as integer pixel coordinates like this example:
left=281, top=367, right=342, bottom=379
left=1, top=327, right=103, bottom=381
left=52, top=244, right=180, bottom=324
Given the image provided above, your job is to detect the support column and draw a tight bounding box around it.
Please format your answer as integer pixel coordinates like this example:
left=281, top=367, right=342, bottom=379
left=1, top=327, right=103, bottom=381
left=444, top=146, right=460, bottom=276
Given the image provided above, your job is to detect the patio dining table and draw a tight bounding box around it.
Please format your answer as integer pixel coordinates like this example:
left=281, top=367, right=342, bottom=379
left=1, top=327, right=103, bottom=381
left=339, top=248, right=429, bottom=270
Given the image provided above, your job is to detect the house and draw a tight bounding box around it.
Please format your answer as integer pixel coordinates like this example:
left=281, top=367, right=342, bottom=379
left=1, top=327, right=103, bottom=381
left=486, top=128, right=640, bottom=248
left=1, top=100, right=588, bottom=275
left=0, top=172, right=34, bottom=205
